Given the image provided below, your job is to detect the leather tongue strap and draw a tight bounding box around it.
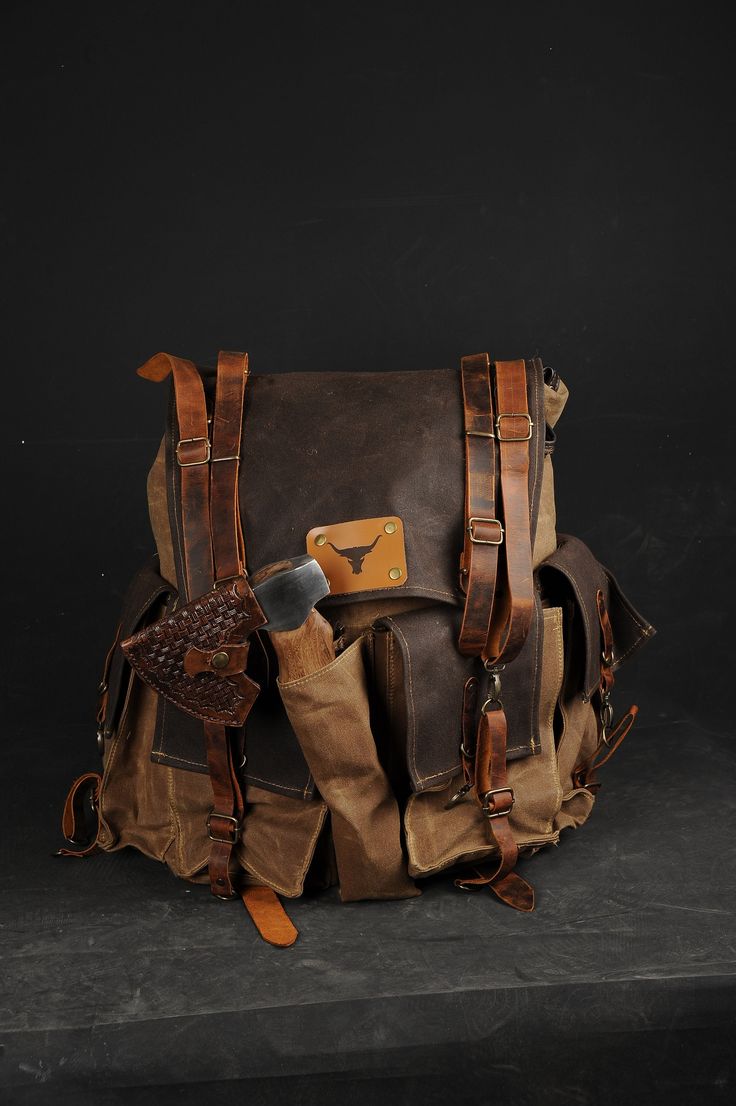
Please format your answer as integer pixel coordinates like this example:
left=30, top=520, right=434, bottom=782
left=241, top=885, right=299, bottom=948
left=454, top=709, right=533, bottom=912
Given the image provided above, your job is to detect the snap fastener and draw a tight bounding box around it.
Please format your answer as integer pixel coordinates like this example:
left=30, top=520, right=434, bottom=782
left=211, top=651, right=230, bottom=669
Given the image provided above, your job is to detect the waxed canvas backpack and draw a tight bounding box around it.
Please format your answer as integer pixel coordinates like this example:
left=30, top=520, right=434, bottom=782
left=59, top=350, right=654, bottom=945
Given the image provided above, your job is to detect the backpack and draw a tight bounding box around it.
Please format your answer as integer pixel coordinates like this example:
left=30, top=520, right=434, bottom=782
left=59, top=350, right=655, bottom=946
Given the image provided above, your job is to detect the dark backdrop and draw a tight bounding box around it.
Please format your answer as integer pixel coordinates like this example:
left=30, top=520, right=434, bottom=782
left=3, top=2, right=732, bottom=746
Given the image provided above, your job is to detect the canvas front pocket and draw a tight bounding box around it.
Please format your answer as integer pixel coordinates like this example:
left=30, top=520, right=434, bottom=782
left=403, top=605, right=566, bottom=878
left=371, top=600, right=545, bottom=800
left=277, top=636, right=418, bottom=902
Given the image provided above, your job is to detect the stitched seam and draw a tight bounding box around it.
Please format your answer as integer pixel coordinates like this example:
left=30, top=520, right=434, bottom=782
left=327, top=585, right=459, bottom=603
left=386, top=620, right=419, bottom=786
left=246, top=773, right=312, bottom=795
left=152, top=748, right=208, bottom=769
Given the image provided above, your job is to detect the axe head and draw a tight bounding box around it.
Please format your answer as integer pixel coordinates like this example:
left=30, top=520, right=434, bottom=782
left=250, top=554, right=329, bottom=632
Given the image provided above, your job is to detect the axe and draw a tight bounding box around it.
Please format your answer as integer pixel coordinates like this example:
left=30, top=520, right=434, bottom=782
left=122, top=555, right=331, bottom=725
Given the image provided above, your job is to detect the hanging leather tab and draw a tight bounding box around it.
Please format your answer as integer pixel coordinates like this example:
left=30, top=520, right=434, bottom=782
left=241, top=885, right=299, bottom=947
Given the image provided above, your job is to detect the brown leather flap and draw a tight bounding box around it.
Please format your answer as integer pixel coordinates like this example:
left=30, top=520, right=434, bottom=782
left=216, top=364, right=546, bottom=608
left=539, top=534, right=656, bottom=699
left=371, top=600, right=542, bottom=795
left=102, top=558, right=174, bottom=740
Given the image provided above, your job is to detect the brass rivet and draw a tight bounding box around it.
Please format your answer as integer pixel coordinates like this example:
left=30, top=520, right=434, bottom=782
left=384, top=521, right=397, bottom=534
left=314, top=533, right=327, bottom=546
left=211, top=651, right=230, bottom=669
left=388, top=567, right=402, bottom=580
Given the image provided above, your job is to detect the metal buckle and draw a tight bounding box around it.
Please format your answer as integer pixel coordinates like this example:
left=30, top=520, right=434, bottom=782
left=467, top=517, right=504, bottom=545
left=176, top=437, right=211, bottom=467
left=495, top=413, right=533, bottom=441
left=206, top=812, right=241, bottom=844
left=481, top=787, right=515, bottom=819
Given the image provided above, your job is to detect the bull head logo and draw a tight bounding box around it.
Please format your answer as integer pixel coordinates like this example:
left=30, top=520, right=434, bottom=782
left=326, top=534, right=382, bottom=575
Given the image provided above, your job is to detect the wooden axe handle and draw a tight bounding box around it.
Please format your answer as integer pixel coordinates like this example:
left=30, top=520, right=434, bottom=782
left=270, top=608, right=335, bottom=682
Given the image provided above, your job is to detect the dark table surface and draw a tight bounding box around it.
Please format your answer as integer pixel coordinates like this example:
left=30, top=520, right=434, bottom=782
left=2, top=696, right=734, bottom=1106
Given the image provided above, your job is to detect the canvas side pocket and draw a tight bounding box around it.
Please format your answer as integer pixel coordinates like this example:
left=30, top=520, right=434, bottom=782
left=278, top=636, right=419, bottom=902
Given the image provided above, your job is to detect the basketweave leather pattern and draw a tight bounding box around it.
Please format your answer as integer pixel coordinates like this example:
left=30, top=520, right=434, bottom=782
left=121, top=576, right=266, bottom=725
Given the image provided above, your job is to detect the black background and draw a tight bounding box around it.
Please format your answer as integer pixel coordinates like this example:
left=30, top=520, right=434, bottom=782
left=4, top=1, right=733, bottom=745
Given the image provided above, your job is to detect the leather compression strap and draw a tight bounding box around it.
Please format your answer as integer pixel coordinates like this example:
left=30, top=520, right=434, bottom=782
left=456, top=356, right=535, bottom=910
left=139, top=351, right=296, bottom=945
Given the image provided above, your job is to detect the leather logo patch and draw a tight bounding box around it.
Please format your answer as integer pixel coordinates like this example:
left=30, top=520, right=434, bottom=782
left=306, top=516, right=408, bottom=595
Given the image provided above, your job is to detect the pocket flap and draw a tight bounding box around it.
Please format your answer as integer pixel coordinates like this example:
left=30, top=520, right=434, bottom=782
left=539, top=534, right=655, bottom=699
left=102, top=558, right=175, bottom=737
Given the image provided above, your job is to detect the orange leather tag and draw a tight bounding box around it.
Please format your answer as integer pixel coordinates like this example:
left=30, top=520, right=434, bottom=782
left=306, top=516, right=408, bottom=596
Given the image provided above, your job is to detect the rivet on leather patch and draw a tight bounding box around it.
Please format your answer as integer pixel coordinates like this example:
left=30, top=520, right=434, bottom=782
left=306, top=516, right=408, bottom=595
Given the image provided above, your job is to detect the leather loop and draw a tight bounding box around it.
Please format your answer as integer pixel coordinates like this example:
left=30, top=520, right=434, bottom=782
left=57, top=772, right=102, bottom=857
left=574, top=705, right=639, bottom=792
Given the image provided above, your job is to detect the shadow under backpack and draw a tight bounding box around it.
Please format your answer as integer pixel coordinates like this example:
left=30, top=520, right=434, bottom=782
left=59, top=350, right=655, bottom=946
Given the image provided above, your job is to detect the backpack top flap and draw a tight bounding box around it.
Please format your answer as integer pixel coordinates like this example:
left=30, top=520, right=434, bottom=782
left=162, top=361, right=547, bottom=607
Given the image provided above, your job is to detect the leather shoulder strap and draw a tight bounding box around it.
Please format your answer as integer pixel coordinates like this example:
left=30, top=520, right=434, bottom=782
left=139, top=353, right=214, bottom=600
left=210, top=351, right=250, bottom=582
left=483, top=358, right=534, bottom=667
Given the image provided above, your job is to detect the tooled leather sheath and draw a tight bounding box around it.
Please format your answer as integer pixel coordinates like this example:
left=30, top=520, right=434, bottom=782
left=121, top=577, right=267, bottom=725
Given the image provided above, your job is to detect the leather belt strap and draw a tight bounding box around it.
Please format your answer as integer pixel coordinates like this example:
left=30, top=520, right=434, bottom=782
left=456, top=356, right=535, bottom=911
left=458, top=353, right=502, bottom=656
left=137, top=351, right=294, bottom=942
left=139, top=353, right=215, bottom=600
left=484, top=358, right=534, bottom=666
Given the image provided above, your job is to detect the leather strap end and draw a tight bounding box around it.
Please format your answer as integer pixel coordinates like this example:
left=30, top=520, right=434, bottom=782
left=137, top=352, right=178, bottom=382
left=488, top=869, right=535, bottom=912
left=241, top=885, right=299, bottom=948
